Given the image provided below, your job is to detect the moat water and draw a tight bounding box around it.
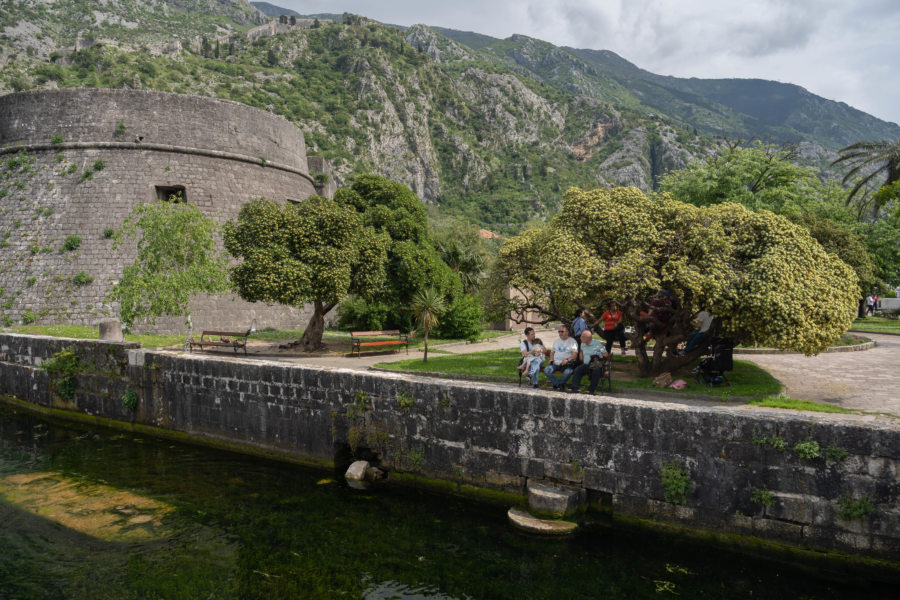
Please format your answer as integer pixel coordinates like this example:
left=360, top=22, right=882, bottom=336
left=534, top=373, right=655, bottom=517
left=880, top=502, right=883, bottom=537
left=0, top=404, right=894, bottom=599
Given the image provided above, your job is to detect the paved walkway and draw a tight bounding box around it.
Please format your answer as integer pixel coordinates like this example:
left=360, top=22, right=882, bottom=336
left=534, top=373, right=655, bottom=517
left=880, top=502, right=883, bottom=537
left=246, top=330, right=541, bottom=369
left=738, top=333, right=899, bottom=416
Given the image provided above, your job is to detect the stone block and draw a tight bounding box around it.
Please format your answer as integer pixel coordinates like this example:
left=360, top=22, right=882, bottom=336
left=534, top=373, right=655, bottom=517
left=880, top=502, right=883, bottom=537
left=767, top=492, right=816, bottom=525
left=527, top=480, right=586, bottom=518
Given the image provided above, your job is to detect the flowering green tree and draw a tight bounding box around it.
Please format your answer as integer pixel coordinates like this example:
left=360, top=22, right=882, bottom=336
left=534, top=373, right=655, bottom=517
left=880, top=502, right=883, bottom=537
left=109, top=200, right=230, bottom=343
left=224, top=195, right=389, bottom=351
left=496, top=187, right=859, bottom=376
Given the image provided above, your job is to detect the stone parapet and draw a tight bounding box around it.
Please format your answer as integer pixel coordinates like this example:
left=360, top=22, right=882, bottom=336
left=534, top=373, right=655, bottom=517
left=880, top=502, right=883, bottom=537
left=1, top=332, right=898, bottom=560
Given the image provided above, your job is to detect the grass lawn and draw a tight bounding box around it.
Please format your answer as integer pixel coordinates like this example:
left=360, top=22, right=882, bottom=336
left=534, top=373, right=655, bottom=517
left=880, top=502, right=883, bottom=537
left=851, top=317, right=900, bottom=334
left=6, top=325, right=183, bottom=348
left=748, top=395, right=854, bottom=414
left=376, top=348, right=782, bottom=401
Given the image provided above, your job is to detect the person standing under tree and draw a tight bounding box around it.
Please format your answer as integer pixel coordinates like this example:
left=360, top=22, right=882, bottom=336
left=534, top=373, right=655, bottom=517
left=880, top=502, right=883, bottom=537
left=595, top=301, right=627, bottom=356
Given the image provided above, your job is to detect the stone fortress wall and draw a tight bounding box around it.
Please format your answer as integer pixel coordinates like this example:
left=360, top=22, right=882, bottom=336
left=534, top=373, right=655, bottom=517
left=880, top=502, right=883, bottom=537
left=0, top=89, right=332, bottom=333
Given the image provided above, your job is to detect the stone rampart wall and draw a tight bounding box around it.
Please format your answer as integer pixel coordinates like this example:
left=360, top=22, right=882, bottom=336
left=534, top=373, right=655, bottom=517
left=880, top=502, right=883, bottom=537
left=0, top=90, right=322, bottom=333
left=0, top=89, right=309, bottom=172
left=0, top=333, right=897, bottom=560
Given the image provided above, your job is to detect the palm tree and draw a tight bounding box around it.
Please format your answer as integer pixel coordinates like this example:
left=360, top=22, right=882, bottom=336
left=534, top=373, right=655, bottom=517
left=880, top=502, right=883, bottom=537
left=831, top=139, right=900, bottom=209
left=411, top=288, right=446, bottom=362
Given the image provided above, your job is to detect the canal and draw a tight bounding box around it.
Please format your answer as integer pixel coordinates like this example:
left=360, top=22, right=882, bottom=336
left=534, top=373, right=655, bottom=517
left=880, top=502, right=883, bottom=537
left=0, top=403, right=894, bottom=599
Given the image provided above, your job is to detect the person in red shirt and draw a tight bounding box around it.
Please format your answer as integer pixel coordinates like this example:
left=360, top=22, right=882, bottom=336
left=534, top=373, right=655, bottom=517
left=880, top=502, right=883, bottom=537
left=594, top=301, right=627, bottom=356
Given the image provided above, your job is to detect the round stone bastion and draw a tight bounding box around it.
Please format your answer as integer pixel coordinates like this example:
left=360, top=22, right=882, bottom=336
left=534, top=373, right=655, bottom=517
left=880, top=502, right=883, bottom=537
left=0, top=88, right=323, bottom=333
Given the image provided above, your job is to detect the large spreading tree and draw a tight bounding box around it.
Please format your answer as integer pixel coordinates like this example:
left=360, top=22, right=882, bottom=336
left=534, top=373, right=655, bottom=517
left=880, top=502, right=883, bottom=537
left=223, top=194, right=389, bottom=351
left=224, top=175, right=462, bottom=350
left=496, top=187, right=859, bottom=376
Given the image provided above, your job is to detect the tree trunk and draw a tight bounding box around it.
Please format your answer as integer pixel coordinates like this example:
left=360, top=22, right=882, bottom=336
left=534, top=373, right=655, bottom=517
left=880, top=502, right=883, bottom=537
left=423, top=328, right=429, bottom=362
left=298, top=301, right=330, bottom=352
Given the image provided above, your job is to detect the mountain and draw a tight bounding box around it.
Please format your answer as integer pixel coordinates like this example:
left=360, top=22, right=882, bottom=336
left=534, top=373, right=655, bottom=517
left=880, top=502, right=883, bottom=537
left=565, top=48, right=900, bottom=149
left=0, top=1, right=896, bottom=232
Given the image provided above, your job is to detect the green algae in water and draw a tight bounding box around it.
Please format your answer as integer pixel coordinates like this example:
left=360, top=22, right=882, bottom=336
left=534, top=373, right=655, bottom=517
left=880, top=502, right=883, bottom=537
left=0, top=404, right=895, bottom=599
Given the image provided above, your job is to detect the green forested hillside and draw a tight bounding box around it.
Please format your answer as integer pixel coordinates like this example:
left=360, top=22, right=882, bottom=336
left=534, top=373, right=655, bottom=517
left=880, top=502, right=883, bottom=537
left=1, top=0, right=896, bottom=233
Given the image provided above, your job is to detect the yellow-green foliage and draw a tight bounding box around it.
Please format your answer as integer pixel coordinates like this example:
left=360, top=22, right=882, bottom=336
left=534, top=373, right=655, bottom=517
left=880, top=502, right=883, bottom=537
left=497, top=186, right=858, bottom=355
left=223, top=195, right=389, bottom=307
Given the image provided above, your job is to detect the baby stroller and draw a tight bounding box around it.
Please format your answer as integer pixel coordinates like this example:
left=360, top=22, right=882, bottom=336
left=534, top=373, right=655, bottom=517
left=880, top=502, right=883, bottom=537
left=695, top=337, right=733, bottom=387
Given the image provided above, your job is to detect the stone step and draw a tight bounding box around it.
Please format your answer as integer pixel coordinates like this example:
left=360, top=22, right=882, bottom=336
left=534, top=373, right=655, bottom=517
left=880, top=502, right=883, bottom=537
left=527, top=480, right=586, bottom=518
left=508, top=507, right=577, bottom=535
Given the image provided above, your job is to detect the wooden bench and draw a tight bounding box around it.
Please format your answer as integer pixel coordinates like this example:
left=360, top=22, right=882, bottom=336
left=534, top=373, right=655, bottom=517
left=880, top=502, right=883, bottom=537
left=351, top=330, right=408, bottom=357
left=189, top=329, right=251, bottom=354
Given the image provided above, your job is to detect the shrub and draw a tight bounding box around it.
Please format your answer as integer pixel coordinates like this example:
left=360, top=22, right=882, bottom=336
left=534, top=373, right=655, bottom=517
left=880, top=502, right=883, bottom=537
left=22, top=311, right=36, bottom=324
left=50, top=133, right=64, bottom=144
left=837, top=494, right=873, bottom=521
left=397, top=391, right=415, bottom=412
left=337, top=296, right=391, bottom=331
left=103, top=228, right=115, bottom=239
left=793, top=440, right=821, bottom=460
left=92, top=158, right=105, bottom=171
left=41, top=346, right=79, bottom=399
left=79, top=170, right=93, bottom=183
left=750, top=486, right=775, bottom=507
left=825, top=445, right=848, bottom=462
left=434, top=294, right=483, bottom=341
left=72, top=271, right=93, bottom=285
left=62, top=235, right=82, bottom=252
left=26, top=276, right=36, bottom=287
left=121, top=389, right=139, bottom=411
left=660, top=461, right=691, bottom=505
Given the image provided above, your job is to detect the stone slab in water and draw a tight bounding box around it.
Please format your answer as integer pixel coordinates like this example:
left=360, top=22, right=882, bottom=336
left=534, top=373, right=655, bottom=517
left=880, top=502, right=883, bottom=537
left=345, top=460, right=369, bottom=481
left=507, top=507, right=577, bottom=535
left=527, top=481, right=586, bottom=518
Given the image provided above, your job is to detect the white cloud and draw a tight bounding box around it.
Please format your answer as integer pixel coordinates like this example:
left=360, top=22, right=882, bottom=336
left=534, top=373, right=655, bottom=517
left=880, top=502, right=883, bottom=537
left=274, top=0, right=900, bottom=125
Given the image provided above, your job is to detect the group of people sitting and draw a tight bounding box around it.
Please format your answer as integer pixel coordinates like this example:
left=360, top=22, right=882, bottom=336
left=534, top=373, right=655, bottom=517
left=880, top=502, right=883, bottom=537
left=518, top=302, right=627, bottom=394
left=519, top=325, right=609, bottom=394
left=518, top=298, right=715, bottom=394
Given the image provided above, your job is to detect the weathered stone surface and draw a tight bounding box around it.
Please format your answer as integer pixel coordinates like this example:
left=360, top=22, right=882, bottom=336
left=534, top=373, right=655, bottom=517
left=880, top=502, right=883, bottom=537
left=1, top=332, right=898, bottom=559
left=507, top=507, right=577, bottom=535
left=527, top=480, right=586, bottom=518
left=98, top=319, right=124, bottom=342
left=345, top=460, right=369, bottom=481
left=0, top=89, right=331, bottom=334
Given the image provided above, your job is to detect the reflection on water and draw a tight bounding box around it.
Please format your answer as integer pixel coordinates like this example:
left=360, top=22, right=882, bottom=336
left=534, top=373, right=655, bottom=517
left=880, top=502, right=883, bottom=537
left=0, top=403, right=895, bottom=599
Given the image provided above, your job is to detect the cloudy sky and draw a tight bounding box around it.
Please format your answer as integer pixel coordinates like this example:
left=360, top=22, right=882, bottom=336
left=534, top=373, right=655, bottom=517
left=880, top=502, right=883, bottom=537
left=271, top=0, right=900, bottom=126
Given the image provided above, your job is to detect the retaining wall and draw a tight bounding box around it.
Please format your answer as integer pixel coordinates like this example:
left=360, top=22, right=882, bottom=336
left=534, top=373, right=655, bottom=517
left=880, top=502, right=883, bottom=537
left=1, top=333, right=897, bottom=560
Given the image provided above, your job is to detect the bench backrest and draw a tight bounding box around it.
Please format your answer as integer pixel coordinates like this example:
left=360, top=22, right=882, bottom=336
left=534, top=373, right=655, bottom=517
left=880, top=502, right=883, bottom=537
left=351, top=330, right=402, bottom=336
left=202, top=330, right=251, bottom=337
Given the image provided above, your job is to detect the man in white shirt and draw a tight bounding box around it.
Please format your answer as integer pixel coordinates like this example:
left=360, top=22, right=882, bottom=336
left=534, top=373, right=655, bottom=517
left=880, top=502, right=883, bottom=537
left=543, top=325, right=578, bottom=390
